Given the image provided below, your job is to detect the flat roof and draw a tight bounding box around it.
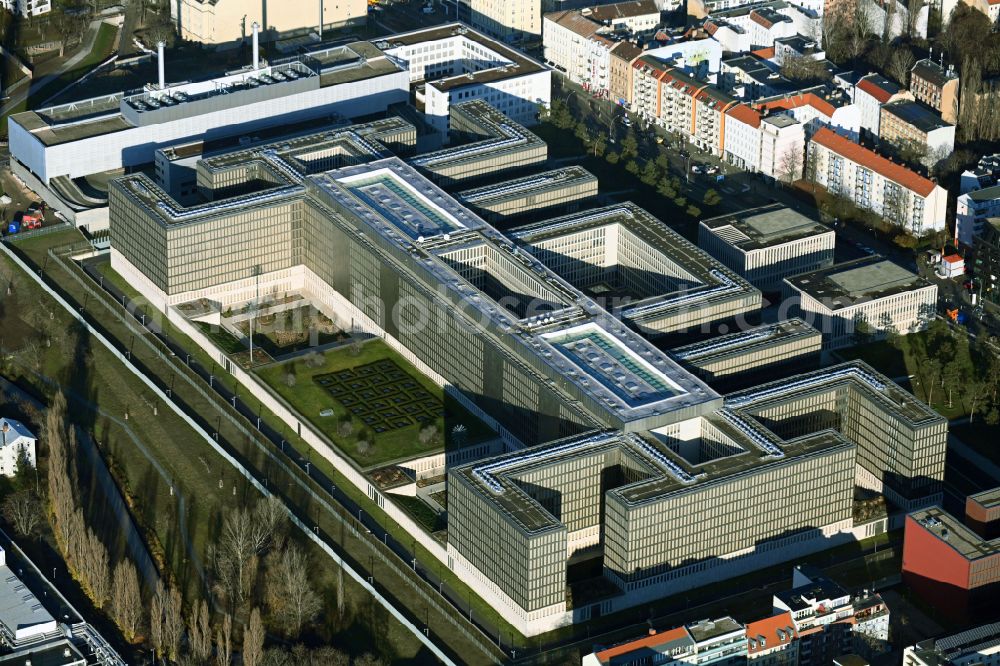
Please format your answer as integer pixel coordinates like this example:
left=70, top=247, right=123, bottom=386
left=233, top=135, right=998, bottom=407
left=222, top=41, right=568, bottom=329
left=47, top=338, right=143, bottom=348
left=785, top=257, right=931, bottom=309
left=0, top=640, right=86, bottom=666
left=376, top=23, right=546, bottom=93
left=910, top=507, right=1000, bottom=561
left=882, top=100, right=953, bottom=132
left=11, top=42, right=403, bottom=147
left=671, top=318, right=820, bottom=364
left=701, top=205, right=831, bottom=251
left=969, top=487, right=1000, bottom=509
left=0, top=565, right=56, bottom=638
left=512, top=203, right=759, bottom=323
left=457, top=166, right=597, bottom=205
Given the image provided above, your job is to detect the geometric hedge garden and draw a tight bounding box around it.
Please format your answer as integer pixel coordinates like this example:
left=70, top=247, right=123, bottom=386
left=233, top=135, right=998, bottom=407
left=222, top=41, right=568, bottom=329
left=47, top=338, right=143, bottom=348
left=313, top=358, right=442, bottom=435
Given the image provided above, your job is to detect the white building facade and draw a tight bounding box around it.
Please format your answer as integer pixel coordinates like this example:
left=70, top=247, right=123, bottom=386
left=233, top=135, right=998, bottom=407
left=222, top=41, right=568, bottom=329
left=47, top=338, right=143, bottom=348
left=0, top=418, right=36, bottom=478
left=0, top=0, right=50, bottom=17
left=807, top=127, right=948, bottom=234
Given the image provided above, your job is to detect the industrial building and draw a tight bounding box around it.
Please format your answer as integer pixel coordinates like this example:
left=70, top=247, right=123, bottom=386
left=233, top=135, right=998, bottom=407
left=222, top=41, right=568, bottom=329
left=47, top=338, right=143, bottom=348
left=510, top=203, right=762, bottom=337
left=107, top=104, right=947, bottom=636
left=457, top=167, right=598, bottom=223
left=670, top=318, right=822, bottom=383
left=699, top=206, right=835, bottom=292
left=8, top=23, right=550, bottom=231
left=784, top=257, right=938, bottom=350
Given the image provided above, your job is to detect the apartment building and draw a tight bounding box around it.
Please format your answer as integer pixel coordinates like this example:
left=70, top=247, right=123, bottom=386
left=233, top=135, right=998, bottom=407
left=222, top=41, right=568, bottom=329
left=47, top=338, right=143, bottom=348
left=610, top=42, right=644, bottom=107
left=632, top=58, right=737, bottom=155
left=806, top=127, right=948, bottom=234
left=459, top=0, right=543, bottom=41
left=584, top=617, right=747, bottom=666
left=171, top=0, right=365, bottom=44
left=784, top=256, right=938, bottom=351
left=702, top=1, right=821, bottom=49
left=956, top=186, right=1000, bottom=245
left=879, top=100, right=956, bottom=165
left=700, top=206, right=835, bottom=291
left=760, top=114, right=806, bottom=182
left=854, top=74, right=912, bottom=139
left=910, top=59, right=960, bottom=124
left=757, top=87, right=860, bottom=139
left=542, top=11, right=616, bottom=92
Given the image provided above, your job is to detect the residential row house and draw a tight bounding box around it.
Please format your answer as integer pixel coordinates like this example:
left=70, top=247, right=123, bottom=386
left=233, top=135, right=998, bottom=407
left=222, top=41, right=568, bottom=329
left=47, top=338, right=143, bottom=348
left=909, top=58, right=959, bottom=124
left=851, top=73, right=913, bottom=140
left=878, top=99, right=956, bottom=166
left=724, top=103, right=806, bottom=181
left=703, top=0, right=821, bottom=52
left=632, top=57, right=738, bottom=155
left=754, top=86, right=860, bottom=139
left=583, top=567, right=890, bottom=666
left=806, top=126, right=948, bottom=234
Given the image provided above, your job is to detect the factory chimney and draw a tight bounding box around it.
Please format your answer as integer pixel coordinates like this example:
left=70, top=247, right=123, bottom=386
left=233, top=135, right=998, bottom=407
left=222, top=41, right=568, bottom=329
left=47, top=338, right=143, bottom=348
left=252, top=22, right=260, bottom=70
left=157, top=41, right=166, bottom=89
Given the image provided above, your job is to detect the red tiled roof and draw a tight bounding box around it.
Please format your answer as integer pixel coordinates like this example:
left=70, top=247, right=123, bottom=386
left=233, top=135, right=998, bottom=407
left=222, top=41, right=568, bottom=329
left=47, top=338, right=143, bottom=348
left=726, top=103, right=762, bottom=128
left=745, top=612, right=796, bottom=655
left=760, top=92, right=835, bottom=118
left=704, top=21, right=719, bottom=34
left=750, top=10, right=773, bottom=27
left=811, top=127, right=938, bottom=197
left=595, top=626, right=689, bottom=663
left=857, top=77, right=895, bottom=103
left=751, top=47, right=776, bottom=59
left=943, top=254, right=964, bottom=264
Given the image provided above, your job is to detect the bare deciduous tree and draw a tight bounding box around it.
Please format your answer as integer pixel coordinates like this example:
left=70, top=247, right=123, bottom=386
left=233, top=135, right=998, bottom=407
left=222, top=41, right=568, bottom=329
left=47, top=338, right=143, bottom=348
left=1, top=490, right=42, bottom=537
left=162, top=584, right=184, bottom=663
left=215, top=614, right=233, bottom=666
left=265, top=544, right=322, bottom=638
left=111, top=559, right=143, bottom=642
left=188, top=599, right=213, bottom=662
left=888, top=47, right=916, bottom=86
left=149, top=582, right=165, bottom=660
left=244, top=608, right=266, bottom=666
left=211, top=497, right=285, bottom=605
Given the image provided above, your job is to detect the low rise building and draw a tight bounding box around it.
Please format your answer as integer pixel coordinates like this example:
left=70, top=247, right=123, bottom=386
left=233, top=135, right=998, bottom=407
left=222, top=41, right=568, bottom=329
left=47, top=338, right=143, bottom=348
left=699, top=206, right=835, bottom=291
left=854, top=74, right=911, bottom=140
left=806, top=127, right=948, bottom=234
left=938, top=254, right=965, bottom=279
left=910, top=59, right=960, bottom=124
left=879, top=100, right=955, bottom=166
left=747, top=612, right=799, bottom=666
left=0, top=418, right=35, bottom=478
left=905, top=623, right=1000, bottom=666
left=456, top=166, right=598, bottom=222
left=784, top=256, right=938, bottom=350
left=956, top=185, right=1000, bottom=246
left=671, top=318, right=822, bottom=382
left=584, top=617, right=746, bottom=666
left=904, top=505, right=1000, bottom=622
left=756, top=87, right=860, bottom=140
left=380, top=24, right=551, bottom=133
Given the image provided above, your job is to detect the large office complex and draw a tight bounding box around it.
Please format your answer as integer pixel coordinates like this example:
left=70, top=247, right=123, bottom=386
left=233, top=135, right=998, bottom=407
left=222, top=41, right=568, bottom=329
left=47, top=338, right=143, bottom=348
left=107, top=104, right=947, bottom=635
left=784, top=257, right=937, bottom=349
left=699, top=206, right=835, bottom=291
left=457, top=166, right=598, bottom=223
left=510, top=203, right=762, bottom=336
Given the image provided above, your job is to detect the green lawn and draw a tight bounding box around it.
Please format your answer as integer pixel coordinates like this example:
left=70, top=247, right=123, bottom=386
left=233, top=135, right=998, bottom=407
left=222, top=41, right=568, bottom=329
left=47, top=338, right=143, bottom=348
left=29, top=22, right=118, bottom=106
left=256, top=340, right=494, bottom=468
